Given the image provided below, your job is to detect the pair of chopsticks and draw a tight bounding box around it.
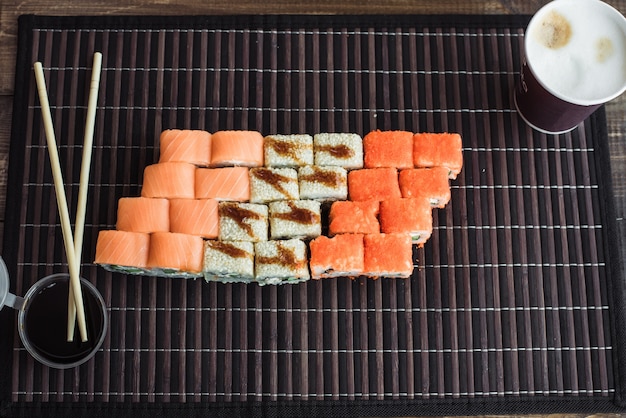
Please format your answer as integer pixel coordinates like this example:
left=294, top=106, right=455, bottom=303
left=33, top=52, right=103, bottom=343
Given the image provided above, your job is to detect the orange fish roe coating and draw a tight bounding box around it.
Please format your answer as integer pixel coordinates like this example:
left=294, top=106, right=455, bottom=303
left=309, top=234, right=365, bottom=279
left=413, top=133, right=463, bottom=179
left=347, top=168, right=401, bottom=201
left=363, top=233, right=413, bottom=278
left=399, top=167, right=451, bottom=208
left=328, top=199, right=380, bottom=235
left=363, top=130, right=414, bottom=169
left=158, top=129, right=211, bottom=166
left=379, top=197, right=433, bottom=244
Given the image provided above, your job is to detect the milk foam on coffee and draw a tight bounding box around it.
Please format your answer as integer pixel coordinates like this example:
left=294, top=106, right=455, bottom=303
left=526, top=0, right=626, bottom=104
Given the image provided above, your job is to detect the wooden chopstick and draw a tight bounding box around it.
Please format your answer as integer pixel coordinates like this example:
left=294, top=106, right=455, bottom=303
left=67, top=52, right=102, bottom=342
left=33, top=61, right=89, bottom=343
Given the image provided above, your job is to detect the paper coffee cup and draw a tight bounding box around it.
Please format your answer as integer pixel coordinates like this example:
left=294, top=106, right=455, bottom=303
left=514, top=0, right=626, bottom=134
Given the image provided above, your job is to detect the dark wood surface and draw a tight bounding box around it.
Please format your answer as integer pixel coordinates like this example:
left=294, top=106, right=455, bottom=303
left=2, top=1, right=626, bottom=416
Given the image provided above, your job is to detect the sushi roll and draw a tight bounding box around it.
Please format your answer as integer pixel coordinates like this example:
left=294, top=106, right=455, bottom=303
left=328, top=199, right=380, bottom=236
left=116, top=197, right=170, bottom=233
left=169, top=198, right=219, bottom=239
left=298, top=165, right=348, bottom=201
left=141, top=162, right=196, bottom=199
left=379, top=197, right=433, bottom=244
left=210, top=130, right=264, bottom=167
left=363, top=130, right=414, bottom=169
left=363, top=233, right=413, bottom=278
left=398, top=167, right=451, bottom=208
left=158, top=129, right=211, bottom=166
left=269, top=200, right=322, bottom=240
left=413, top=132, right=463, bottom=179
left=203, top=240, right=255, bottom=283
left=254, top=239, right=310, bottom=285
left=347, top=168, right=401, bottom=201
left=147, top=232, right=204, bottom=278
left=264, top=134, right=314, bottom=167
left=218, top=202, right=269, bottom=242
left=249, top=167, right=299, bottom=203
left=309, top=234, right=364, bottom=279
left=195, top=166, right=250, bottom=201
left=313, top=133, right=363, bottom=169
left=94, top=230, right=151, bottom=275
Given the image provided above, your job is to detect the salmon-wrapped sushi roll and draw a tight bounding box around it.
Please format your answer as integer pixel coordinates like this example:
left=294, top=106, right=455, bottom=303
left=347, top=168, right=401, bottom=201
left=309, top=234, right=364, bottom=279
left=399, top=167, right=451, bottom=208
left=195, top=167, right=250, bottom=201
left=413, top=133, right=463, bottom=179
left=363, top=233, right=413, bottom=278
left=328, top=200, right=380, bottom=236
left=169, top=198, right=219, bottom=239
left=210, top=130, right=264, bottom=167
left=141, top=162, right=196, bottom=199
left=94, top=230, right=150, bottom=274
left=363, top=130, right=414, bottom=169
left=379, top=197, right=433, bottom=244
left=264, top=134, right=314, bottom=167
left=147, top=232, right=204, bottom=277
left=158, top=129, right=211, bottom=166
left=116, top=197, right=170, bottom=233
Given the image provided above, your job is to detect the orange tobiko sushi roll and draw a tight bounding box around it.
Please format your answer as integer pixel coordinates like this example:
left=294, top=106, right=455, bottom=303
left=147, top=232, right=204, bottom=274
left=116, top=197, right=170, bottom=233
left=210, top=130, right=264, bottom=167
left=399, top=167, right=451, bottom=208
left=363, top=233, right=413, bottom=278
left=413, top=133, right=463, bottom=179
left=328, top=199, right=380, bottom=235
left=158, top=129, right=211, bottom=166
left=379, top=197, right=433, bottom=244
left=94, top=230, right=150, bottom=268
left=309, top=234, right=364, bottom=279
left=363, top=130, right=414, bottom=169
left=141, top=162, right=196, bottom=199
left=169, top=198, right=219, bottom=239
left=347, top=168, right=401, bottom=201
left=195, top=166, right=250, bottom=201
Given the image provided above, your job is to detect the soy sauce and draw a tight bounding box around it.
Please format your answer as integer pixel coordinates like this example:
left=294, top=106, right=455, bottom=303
left=23, top=279, right=105, bottom=364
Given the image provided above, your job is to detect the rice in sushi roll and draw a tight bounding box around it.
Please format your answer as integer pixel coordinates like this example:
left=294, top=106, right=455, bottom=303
left=298, top=165, right=348, bottom=201
left=218, top=202, right=269, bottom=242
left=250, top=167, right=299, bottom=203
left=313, top=133, right=363, bottom=169
left=269, top=200, right=322, bottom=240
left=254, top=239, right=310, bottom=285
left=203, top=240, right=255, bottom=283
left=264, top=134, right=314, bottom=167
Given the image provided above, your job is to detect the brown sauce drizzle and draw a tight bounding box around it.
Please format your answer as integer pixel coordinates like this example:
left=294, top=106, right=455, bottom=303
left=210, top=241, right=251, bottom=259
left=266, top=137, right=309, bottom=164
left=316, top=144, right=354, bottom=159
left=274, top=201, right=320, bottom=225
left=252, top=168, right=295, bottom=198
left=299, top=167, right=342, bottom=188
left=219, top=203, right=261, bottom=238
left=257, top=243, right=305, bottom=270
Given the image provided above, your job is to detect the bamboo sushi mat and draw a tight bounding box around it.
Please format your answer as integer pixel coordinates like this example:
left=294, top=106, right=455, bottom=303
left=2, top=14, right=626, bottom=417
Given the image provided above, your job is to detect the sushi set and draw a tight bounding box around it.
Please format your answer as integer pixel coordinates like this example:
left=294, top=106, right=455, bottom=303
left=94, top=129, right=463, bottom=285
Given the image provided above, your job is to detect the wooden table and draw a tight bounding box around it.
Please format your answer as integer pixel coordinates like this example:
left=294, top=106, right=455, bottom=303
left=2, top=1, right=626, bottom=416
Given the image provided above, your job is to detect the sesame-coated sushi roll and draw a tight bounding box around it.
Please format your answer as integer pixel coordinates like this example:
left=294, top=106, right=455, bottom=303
left=363, top=130, right=414, bottom=169
left=413, top=133, right=463, bottom=179
left=195, top=166, right=250, bottom=201
left=379, top=197, right=433, bottom=244
left=309, top=234, right=364, bottom=279
left=264, top=134, right=314, bottom=167
left=363, top=233, right=413, bottom=278
left=254, top=239, right=310, bottom=285
left=399, top=167, right=451, bottom=208
left=298, top=165, right=348, bottom=201
left=210, top=130, right=264, bottom=167
left=158, top=129, right=211, bottom=166
left=203, top=240, right=255, bottom=283
left=116, top=197, right=170, bottom=233
left=347, top=168, right=401, bottom=201
left=169, top=198, right=219, bottom=239
left=269, top=200, right=322, bottom=240
left=218, top=202, right=269, bottom=242
left=249, top=167, right=299, bottom=203
left=328, top=200, right=380, bottom=236
left=313, top=133, right=364, bottom=169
